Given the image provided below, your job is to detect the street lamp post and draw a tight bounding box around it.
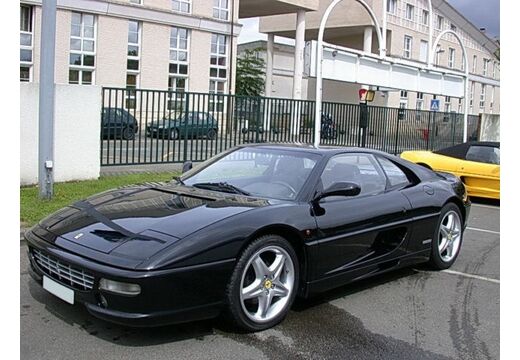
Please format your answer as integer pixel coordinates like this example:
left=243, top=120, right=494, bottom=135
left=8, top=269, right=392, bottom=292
left=38, top=0, right=57, bottom=199
left=314, top=0, right=384, bottom=147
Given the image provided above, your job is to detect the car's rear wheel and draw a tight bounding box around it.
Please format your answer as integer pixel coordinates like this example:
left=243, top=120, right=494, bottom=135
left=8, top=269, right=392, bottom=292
left=429, top=203, right=463, bottom=269
left=122, top=127, right=134, bottom=140
left=225, top=235, right=299, bottom=332
left=207, top=129, right=217, bottom=140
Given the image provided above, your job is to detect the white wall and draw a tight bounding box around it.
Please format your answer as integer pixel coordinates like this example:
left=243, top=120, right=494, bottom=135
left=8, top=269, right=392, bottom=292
left=20, top=83, right=102, bottom=185
left=480, top=114, right=500, bottom=142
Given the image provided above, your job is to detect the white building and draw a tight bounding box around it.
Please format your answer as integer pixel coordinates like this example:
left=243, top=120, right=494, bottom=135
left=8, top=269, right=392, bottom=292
left=251, top=0, right=500, bottom=115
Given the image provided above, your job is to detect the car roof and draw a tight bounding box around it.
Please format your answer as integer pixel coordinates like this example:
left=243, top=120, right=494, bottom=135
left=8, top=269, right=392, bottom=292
left=238, top=143, right=386, bottom=155
left=434, top=141, right=500, bottom=159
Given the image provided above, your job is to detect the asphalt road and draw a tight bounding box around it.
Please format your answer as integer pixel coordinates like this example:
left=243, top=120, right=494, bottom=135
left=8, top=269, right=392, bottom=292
left=20, top=200, right=500, bottom=360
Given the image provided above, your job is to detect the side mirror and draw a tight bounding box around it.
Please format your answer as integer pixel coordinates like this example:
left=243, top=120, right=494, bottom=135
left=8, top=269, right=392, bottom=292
left=182, top=161, right=193, bottom=174
left=314, top=182, right=361, bottom=202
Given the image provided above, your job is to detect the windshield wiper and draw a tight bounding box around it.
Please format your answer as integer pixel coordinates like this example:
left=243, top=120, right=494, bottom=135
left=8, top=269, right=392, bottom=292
left=192, top=182, right=251, bottom=196
left=173, top=176, right=185, bottom=185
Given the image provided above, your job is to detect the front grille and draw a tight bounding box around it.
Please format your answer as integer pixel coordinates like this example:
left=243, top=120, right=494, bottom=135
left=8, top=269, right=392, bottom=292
left=32, top=248, right=95, bottom=291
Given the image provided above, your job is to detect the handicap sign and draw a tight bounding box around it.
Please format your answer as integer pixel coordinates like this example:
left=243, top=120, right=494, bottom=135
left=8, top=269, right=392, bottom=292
left=430, top=99, right=440, bottom=111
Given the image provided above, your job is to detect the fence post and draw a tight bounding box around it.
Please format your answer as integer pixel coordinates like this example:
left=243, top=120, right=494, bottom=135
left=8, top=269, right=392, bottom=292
left=426, top=111, right=432, bottom=150
left=394, top=114, right=400, bottom=155
left=183, top=94, right=190, bottom=162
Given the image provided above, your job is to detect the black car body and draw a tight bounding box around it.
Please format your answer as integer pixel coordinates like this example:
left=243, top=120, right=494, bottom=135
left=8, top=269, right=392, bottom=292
left=101, top=108, right=139, bottom=140
left=25, top=144, right=469, bottom=329
left=146, top=111, right=218, bottom=140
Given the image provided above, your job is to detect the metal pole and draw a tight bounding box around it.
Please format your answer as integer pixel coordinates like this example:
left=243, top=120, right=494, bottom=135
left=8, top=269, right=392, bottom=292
left=38, top=0, right=57, bottom=199
left=463, top=67, right=469, bottom=142
left=427, top=0, right=433, bottom=68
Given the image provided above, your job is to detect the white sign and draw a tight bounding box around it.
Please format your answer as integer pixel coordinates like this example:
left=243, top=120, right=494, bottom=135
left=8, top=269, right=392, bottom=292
left=430, top=99, right=440, bottom=111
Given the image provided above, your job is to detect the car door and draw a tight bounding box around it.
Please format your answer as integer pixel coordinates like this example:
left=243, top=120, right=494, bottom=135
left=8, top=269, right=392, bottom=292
left=458, top=144, right=500, bottom=198
left=312, top=153, right=413, bottom=285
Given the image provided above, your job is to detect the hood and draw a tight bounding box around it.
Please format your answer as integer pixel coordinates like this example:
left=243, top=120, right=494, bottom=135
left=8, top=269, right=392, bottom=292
left=35, top=184, right=270, bottom=268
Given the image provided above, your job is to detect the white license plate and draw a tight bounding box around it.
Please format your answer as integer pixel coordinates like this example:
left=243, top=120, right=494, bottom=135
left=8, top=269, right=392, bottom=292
left=43, top=276, right=74, bottom=305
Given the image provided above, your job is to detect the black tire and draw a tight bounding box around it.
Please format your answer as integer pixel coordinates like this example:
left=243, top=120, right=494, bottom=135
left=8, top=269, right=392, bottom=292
left=224, top=235, right=299, bottom=332
left=121, top=127, right=134, bottom=140
left=207, top=129, right=217, bottom=140
left=169, top=129, right=179, bottom=140
left=428, top=203, right=463, bottom=270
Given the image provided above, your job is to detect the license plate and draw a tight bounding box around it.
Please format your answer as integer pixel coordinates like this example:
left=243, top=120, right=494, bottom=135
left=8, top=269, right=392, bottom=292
left=43, top=276, right=74, bottom=305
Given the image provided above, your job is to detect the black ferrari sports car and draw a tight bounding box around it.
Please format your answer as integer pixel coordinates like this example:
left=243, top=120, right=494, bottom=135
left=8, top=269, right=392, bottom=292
left=25, top=144, right=470, bottom=331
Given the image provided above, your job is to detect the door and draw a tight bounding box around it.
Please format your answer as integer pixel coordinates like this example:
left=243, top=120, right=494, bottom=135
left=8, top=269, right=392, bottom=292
left=458, top=144, right=500, bottom=198
left=312, top=153, right=413, bottom=283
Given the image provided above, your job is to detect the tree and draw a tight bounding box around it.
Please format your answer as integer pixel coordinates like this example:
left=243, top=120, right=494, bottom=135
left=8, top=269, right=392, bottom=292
left=235, top=49, right=265, bottom=97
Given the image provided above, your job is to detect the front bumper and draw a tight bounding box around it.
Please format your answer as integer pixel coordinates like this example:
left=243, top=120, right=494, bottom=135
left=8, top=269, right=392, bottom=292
left=25, top=231, right=235, bottom=327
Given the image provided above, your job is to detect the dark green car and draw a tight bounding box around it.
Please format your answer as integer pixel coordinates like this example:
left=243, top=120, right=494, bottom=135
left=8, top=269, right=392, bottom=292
left=146, top=112, right=218, bottom=140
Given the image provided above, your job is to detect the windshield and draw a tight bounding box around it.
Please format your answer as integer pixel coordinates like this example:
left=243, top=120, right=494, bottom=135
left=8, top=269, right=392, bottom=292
left=183, top=148, right=321, bottom=200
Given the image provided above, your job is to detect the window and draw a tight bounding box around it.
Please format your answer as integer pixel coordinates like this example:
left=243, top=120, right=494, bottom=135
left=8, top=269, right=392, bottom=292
left=403, top=36, right=412, bottom=59
left=466, top=146, right=500, bottom=165
left=419, top=40, right=428, bottom=62
left=434, top=44, right=441, bottom=65
left=172, top=0, right=190, bottom=13
left=469, top=82, right=474, bottom=109
left=450, top=23, right=457, bottom=32
left=472, top=55, right=477, bottom=73
left=482, top=58, right=488, bottom=76
left=422, top=10, right=429, bottom=25
left=400, top=90, right=408, bottom=109
left=444, top=102, right=451, bottom=113
left=377, top=157, right=410, bottom=188
left=436, top=15, right=444, bottom=30
left=130, top=0, right=143, bottom=4
left=479, top=84, right=486, bottom=110
left=209, top=33, right=228, bottom=111
left=416, top=92, right=424, bottom=111
left=387, top=0, right=397, bottom=14
left=126, top=20, right=140, bottom=108
left=20, top=5, right=33, bottom=81
left=320, top=154, right=387, bottom=197
left=490, top=86, right=495, bottom=112
left=213, top=0, right=229, bottom=20
left=458, top=98, right=463, bottom=113
left=448, top=48, right=455, bottom=68
left=405, top=4, right=414, bottom=20
left=69, top=13, right=96, bottom=85
left=492, top=62, right=497, bottom=79
left=169, top=27, right=189, bottom=110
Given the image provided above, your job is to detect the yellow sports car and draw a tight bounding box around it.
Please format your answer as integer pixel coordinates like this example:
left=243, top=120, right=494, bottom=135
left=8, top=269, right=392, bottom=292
left=400, top=142, right=500, bottom=199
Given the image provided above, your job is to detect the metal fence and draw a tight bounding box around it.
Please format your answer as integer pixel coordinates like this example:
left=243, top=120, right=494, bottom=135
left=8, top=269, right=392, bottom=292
left=100, top=87, right=480, bottom=166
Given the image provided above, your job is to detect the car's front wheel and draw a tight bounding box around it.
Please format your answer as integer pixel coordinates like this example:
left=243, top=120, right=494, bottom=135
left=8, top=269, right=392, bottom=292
left=429, top=203, right=463, bottom=269
left=225, top=235, right=299, bottom=332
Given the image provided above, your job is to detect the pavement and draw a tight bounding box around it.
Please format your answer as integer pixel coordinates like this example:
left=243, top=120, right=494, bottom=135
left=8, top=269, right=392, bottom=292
left=20, top=200, right=499, bottom=360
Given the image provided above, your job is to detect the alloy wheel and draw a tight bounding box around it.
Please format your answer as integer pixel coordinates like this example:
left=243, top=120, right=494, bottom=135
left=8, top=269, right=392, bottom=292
left=239, top=246, right=295, bottom=324
left=438, top=210, right=462, bottom=262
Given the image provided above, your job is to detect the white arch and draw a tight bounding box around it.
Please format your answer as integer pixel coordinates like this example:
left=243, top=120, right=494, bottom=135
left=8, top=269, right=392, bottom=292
left=431, top=29, right=470, bottom=142
left=314, top=0, right=385, bottom=147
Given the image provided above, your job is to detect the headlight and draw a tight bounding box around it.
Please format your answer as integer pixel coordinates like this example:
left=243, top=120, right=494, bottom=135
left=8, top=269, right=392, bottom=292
left=99, top=278, right=141, bottom=296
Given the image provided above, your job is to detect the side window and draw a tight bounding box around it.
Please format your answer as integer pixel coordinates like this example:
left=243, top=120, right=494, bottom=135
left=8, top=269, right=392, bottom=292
left=320, top=154, right=387, bottom=197
left=377, top=157, right=410, bottom=188
left=466, top=146, right=500, bottom=165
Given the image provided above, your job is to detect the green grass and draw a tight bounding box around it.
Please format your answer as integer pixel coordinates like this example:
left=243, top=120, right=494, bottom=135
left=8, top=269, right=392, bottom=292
left=20, top=172, right=177, bottom=227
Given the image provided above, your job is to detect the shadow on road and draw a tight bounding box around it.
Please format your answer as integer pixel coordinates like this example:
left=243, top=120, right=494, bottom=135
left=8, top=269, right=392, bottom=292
left=27, top=265, right=423, bottom=348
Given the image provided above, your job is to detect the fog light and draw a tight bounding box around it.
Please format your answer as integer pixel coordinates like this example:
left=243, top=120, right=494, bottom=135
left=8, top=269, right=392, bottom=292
left=99, top=278, right=141, bottom=296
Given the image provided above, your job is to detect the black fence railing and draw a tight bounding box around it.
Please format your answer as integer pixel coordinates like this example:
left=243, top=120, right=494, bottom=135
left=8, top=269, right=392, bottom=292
left=100, top=87, right=480, bottom=166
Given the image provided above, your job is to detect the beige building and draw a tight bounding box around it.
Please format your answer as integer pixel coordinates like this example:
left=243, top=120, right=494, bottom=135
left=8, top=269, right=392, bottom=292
left=20, top=0, right=243, bottom=95
left=255, top=0, right=500, bottom=115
